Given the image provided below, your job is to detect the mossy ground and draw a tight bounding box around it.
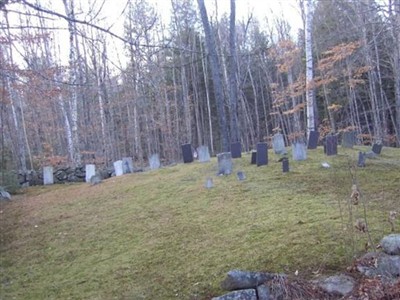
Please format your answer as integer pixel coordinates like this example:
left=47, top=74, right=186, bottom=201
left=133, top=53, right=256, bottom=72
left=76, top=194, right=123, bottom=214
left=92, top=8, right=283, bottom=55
left=1, top=146, right=399, bottom=299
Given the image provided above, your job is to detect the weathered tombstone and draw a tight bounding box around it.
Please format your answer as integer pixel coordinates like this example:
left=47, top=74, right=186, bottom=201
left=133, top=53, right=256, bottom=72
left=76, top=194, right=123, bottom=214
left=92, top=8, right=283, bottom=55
left=205, top=177, right=214, bottom=189
left=149, top=153, right=161, bottom=170
left=326, top=135, right=338, bottom=156
left=256, top=143, right=268, bottom=166
left=122, top=157, right=134, bottom=174
left=372, top=143, right=383, bottom=155
left=342, top=131, right=356, bottom=148
left=272, top=133, right=287, bottom=154
left=282, top=157, right=289, bottom=172
left=181, top=143, right=193, bottom=163
left=113, top=160, right=124, bottom=176
left=237, top=171, right=246, bottom=181
left=85, top=164, right=96, bottom=183
left=358, top=152, right=366, bottom=168
left=197, top=145, right=211, bottom=163
left=251, top=151, right=257, bottom=165
left=217, top=152, right=233, bottom=175
left=307, top=131, right=320, bottom=149
left=292, top=142, right=307, bottom=161
left=43, top=166, right=54, bottom=185
left=230, top=142, right=242, bottom=158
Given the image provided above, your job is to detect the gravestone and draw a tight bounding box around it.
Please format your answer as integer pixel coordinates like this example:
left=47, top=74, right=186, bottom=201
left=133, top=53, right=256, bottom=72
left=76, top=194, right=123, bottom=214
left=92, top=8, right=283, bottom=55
left=256, top=143, right=268, bottom=166
left=149, top=153, right=161, bottom=170
left=181, top=143, right=193, bottom=163
left=251, top=151, right=257, bottom=165
left=237, top=171, right=246, bottom=181
left=113, top=160, right=124, bottom=176
left=197, top=145, right=211, bottom=162
left=342, top=131, right=356, bottom=148
left=282, top=157, right=289, bottom=173
left=358, top=152, right=366, bottom=168
left=326, top=135, right=338, bottom=156
left=122, top=157, right=134, bottom=174
left=205, top=177, right=214, bottom=189
left=307, top=131, right=320, bottom=149
left=85, top=164, right=96, bottom=183
left=230, top=142, right=242, bottom=158
left=292, top=142, right=307, bottom=161
left=372, top=143, right=383, bottom=155
left=217, top=152, right=233, bottom=175
left=272, top=133, right=287, bottom=154
left=43, top=166, right=54, bottom=185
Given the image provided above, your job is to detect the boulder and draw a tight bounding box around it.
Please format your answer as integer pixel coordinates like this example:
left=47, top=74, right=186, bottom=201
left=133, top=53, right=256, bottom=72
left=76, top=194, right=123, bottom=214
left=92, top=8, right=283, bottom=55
left=212, top=289, right=257, bottom=300
left=356, top=252, right=400, bottom=279
left=256, top=284, right=271, bottom=300
left=316, top=274, right=355, bottom=296
left=220, top=270, right=280, bottom=291
left=380, top=234, right=400, bottom=255
left=0, top=189, right=11, bottom=201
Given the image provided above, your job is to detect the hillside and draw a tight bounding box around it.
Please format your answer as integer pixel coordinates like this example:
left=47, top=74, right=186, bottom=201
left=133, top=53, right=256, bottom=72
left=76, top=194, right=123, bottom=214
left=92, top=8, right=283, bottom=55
left=1, top=146, right=399, bottom=299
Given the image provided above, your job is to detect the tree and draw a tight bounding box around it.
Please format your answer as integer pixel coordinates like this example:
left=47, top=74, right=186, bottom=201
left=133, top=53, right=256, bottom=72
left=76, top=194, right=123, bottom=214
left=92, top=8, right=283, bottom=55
left=305, top=0, right=315, bottom=137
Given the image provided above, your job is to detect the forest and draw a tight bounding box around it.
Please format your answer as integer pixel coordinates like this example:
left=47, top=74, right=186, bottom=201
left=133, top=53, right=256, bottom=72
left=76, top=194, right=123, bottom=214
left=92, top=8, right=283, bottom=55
left=1, top=0, right=399, bottom=171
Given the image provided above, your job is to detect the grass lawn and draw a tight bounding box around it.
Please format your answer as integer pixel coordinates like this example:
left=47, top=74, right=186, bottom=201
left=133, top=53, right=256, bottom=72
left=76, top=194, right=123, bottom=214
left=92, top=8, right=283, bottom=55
left=1, top=146, right=399, bottom=299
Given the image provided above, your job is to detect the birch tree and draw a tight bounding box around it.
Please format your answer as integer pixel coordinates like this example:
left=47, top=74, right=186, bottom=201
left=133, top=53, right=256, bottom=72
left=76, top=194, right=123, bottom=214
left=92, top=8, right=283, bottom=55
left=305, top=0, right=315, bottom=137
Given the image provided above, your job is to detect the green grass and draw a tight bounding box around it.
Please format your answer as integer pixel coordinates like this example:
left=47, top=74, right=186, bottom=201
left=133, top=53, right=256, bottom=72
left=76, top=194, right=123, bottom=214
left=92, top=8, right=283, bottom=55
left=1, top=146, right=399, bottom=299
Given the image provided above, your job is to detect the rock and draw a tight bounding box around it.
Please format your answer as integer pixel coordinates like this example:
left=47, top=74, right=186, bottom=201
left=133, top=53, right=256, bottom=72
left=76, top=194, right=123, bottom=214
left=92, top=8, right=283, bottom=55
left=212, top=289, right=257, bottom=300
left=321, top=162, right=330, bottom=168
left=220, top=270, right=279, bottom=291
left=0, top=189, right=11, bottom=201
left=316, top=274, right=355, bottom=296
left=90, top=175, right=102, bottom=185
left=256, top=283, right=270, bottom=300
left=365, top=151, right=377, bottom=159
left=356, top=252, right=400, bottom=279
left=380, top=234, right=400, bottom=255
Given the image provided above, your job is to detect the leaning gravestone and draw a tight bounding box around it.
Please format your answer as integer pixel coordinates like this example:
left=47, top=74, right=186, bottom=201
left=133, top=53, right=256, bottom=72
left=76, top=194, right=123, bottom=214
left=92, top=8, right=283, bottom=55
left=85, top=164, right=96, bottom=183
left=342, top=131, right=356, bottom=148
left=149, top=153, right=161, bottom=170
left=197, top=145, right=211, bottom=162
left=113, top=160, right=124, bottom=176
left=230, top=142, right=242, bottom=158
left=358, top=152, right=366, bottom=168
left=43, top=166, right=54, bottom=185
left=181, top=143, right=193, bottom=163
left=217, top=152, right=233, bottom=175
left=292, top=142, right=307, bottom=161
left=256, top=143, right=268, bottom=166
left=272, top=133, right=287, bottom=154
left=122, top=157, right=134, bottom=174
left=307, top=131, right=320, bottom=149
left=326, top=135, right=338, bottom=156
left=372, top=143, right=383, bottom=155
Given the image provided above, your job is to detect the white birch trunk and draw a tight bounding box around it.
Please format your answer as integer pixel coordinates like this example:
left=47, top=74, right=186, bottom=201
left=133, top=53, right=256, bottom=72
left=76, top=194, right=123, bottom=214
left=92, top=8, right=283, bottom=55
left=305, top=0, right=315, bottom=137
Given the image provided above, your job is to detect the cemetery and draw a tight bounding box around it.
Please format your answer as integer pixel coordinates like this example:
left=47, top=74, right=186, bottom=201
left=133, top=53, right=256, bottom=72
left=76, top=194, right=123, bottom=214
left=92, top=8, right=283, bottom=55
left=1, top=142, right=399, bottom=299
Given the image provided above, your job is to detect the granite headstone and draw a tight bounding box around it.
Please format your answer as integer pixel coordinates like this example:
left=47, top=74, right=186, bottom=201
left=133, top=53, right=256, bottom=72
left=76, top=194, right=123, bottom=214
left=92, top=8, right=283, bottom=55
left=256, top=143, right=268, bottom=166
left=43, top=166, right=54, bottom=185
left=182, top=143, right=193, bottom=163
left=231, top=142, right=242, bottom=158
left=85, top=164, right=96, bottom=183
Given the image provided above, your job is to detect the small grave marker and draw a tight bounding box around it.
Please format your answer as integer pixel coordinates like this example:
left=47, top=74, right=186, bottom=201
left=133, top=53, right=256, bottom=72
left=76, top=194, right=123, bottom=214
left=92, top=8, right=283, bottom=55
left=149, top=153, right=161, bottom=170
left=43, top=166, right=54, bottom=185
left=205, top=177, right=214, bottom=189
left=251, top=151, right=257, bottom=164
left=292, top=142, right=307, bottom=161
left=217, top=152, right=233, bottom=175
left=256, top=143, right=268, bottom=166
left=326, top=135, right=338, bottom=156
left=282, top=157, right=289, bottom=173
left=113, top=160, right=124, bottom=176
left=358, top=152, right=366, bottom=168
left=122, top=157, right=134, bottom=174
left=182, top=143, right=193, bottom=163
left=237, top=171, right=246, bottom=181
left=342, top=131, right=356, bottom=148
left=197, top=145, right=211, bottom=162
left=272, top=133, right=287, bottom=154
left=307, top=131, right=319, bottom=149
left=230, top=142, right=242, bottom=158
left=85, top=164, right=96, bottom=183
